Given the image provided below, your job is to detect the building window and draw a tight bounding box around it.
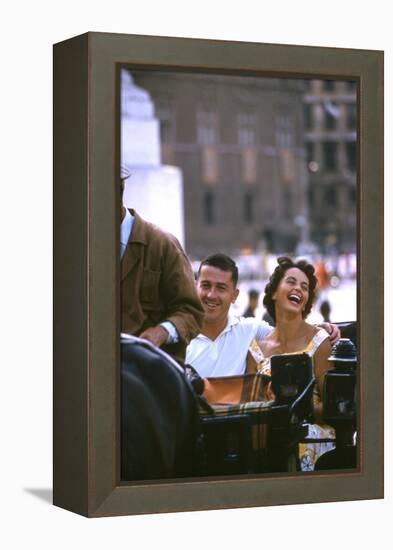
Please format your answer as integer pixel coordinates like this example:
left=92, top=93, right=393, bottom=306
left=204, top=191, right=215, bottom=224
left=346, top=103, right=357, bottom=130
left=241, top=147, right=257, bottom=183
left=346, top=141, right=357, bottom=171
left=197, top=108, right=217, bottom=145
left=307, top=185, right=315, bottom=208
left=283, top=189, right=292, bottom=218
left=306, top=142, right=320, bottom=173
left=323, top=142, right=337, bottom=171
left=276, top=112, right=294, bottom=147
left=280, top=149, right=295, bottom=183
left=324, top=101, right=338, bottom=130
left=238, top=112, right=256, bottom=146
left=304, top=104, right=312, bottom=131
left=201, top=147, right=219, bottom=184
left=325, top=186, right=337, bottom=207
left=306, top=142, right=314, bottom=164
left=323, top=80, right=335, bottom=92
left=243, top=192, right=254, bottom=224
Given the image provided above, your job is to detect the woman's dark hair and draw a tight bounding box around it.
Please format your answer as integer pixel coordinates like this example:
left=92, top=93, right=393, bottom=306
left=263, top=256, right=318, bottom=321
left=198, top=253, right=239, bottom=287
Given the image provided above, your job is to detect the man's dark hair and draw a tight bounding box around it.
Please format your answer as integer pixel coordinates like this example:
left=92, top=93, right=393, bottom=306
left=263, top=256, right=317, bottom=321
left=198, top=253, right=239, bottom=287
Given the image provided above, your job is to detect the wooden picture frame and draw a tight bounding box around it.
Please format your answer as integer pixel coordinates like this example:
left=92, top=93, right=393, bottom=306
left=53, top=32, right=383, bottom=517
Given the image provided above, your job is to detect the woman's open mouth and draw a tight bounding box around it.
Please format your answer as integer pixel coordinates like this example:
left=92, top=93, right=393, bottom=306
left=288, top=293, right=301, bottom=305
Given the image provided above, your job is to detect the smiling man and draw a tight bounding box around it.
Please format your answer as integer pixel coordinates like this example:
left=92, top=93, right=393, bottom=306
left=185, top=254, right=272, bottom=377
left=185, top=253, right=340, bottom=378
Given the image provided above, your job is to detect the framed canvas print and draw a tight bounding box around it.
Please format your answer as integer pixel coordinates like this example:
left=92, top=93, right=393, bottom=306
left=53, top=32, right=383, bottom=517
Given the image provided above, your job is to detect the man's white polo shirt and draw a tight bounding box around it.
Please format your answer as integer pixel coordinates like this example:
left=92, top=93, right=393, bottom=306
left=185, top=315, right=272, bottom=378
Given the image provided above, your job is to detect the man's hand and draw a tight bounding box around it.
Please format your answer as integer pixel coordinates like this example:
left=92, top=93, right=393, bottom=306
left=139, top=326, right=169, bottom=348
left=318, top=322, right=341, bottom=345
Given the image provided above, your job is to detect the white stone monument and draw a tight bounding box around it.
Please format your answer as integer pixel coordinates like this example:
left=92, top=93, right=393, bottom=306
left=121, top=69, right=185, bottom=245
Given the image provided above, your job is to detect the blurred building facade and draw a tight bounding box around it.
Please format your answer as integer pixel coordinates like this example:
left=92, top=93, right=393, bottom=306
left=131, top=70, right=309, bottom=258
left=128, top=71, right=357, bottom=258
left=304, top=80, right=357, bottom=253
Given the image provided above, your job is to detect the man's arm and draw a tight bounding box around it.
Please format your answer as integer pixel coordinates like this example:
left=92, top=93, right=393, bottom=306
left=255, top=319, right=274, bottom=340
left=318, top=322, right=340, bottom=344
left=254, top=318, right=340, bottom=345
left=159, top=246, right=205, bottom=345
left=140, top=234, right=204, bottom=348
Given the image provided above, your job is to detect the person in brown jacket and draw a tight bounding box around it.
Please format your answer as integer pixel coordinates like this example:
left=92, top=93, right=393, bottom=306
left=120, top=174, right=204, bottom=363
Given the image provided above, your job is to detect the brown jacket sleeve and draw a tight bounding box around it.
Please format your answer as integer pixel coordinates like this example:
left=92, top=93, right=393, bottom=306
left=159, top=233, right=204, bottom=345
left=121, top=211, right=204, bottom=362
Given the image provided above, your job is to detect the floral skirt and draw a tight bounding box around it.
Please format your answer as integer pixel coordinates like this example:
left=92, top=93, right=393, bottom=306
left=298, top=423, right=336, bottom=471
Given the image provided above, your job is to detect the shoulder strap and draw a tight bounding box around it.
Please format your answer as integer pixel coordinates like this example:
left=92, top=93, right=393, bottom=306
left=307, top=328, right=329, bottom=357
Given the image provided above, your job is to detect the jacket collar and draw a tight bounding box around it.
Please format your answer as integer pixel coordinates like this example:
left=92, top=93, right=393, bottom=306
left=127, top=209, right=148, bottom=245
left=120, top=209, right=147, bottom=281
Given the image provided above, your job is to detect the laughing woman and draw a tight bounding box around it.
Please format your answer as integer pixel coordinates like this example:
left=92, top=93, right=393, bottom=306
left=250, top=256, right=336, bottom=471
